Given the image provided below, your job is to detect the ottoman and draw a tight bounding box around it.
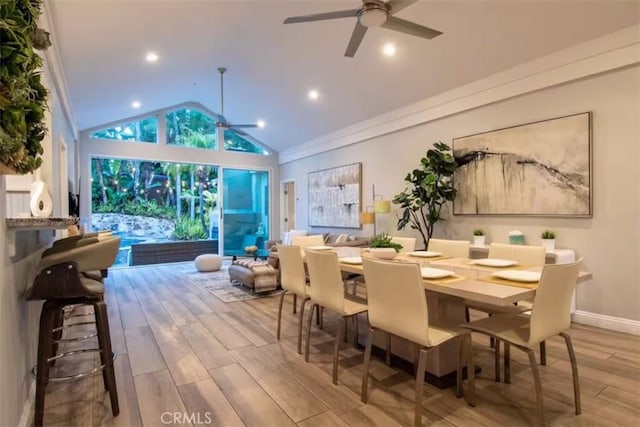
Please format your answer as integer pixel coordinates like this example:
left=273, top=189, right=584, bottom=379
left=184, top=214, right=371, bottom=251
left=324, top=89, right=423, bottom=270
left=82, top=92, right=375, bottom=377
left=228, top=259, right=278, bottom=293
left=194, top=254, right=223, bottom=272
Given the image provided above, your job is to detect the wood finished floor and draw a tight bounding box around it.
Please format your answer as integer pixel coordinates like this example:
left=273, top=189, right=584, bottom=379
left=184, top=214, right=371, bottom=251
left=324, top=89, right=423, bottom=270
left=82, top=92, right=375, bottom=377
left=44, top=263, right=640, bottom=426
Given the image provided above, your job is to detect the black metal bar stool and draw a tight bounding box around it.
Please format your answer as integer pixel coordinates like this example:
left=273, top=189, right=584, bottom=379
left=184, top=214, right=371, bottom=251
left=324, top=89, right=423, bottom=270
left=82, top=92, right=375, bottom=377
left=28, top=236, right=121, bottom=426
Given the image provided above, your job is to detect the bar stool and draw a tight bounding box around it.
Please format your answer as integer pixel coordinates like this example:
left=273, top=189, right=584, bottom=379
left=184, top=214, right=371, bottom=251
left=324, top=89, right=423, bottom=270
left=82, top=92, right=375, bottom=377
left=28, top=237, right=121, bottom=426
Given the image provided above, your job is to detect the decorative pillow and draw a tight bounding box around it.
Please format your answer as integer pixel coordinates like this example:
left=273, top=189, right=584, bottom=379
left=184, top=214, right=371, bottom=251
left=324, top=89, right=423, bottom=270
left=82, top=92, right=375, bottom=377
left=335, top=234, right=349, bottom=244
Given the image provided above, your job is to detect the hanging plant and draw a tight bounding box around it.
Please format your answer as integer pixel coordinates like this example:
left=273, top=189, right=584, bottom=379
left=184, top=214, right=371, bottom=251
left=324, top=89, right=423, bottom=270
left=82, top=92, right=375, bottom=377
left=0, top=0, right=51, bottom=174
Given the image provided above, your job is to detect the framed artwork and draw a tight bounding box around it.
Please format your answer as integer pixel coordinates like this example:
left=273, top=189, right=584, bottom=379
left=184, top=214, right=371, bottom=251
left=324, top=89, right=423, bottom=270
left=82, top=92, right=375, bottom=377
left=452, top=112, right=592, bottom=216
left=308, top=163, right=362, bottom=228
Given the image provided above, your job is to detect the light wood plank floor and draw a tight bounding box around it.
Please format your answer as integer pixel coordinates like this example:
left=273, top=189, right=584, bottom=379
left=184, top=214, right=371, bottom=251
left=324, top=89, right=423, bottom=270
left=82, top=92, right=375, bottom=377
left=44, top=263, right=640, bottom=426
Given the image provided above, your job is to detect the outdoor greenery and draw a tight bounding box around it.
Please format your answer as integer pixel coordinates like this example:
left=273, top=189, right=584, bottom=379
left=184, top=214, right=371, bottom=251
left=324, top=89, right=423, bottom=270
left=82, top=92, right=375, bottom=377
left=90, top=116, right=158, bottom=142
left=172, top=217, right=207, bottom=240
left=0, top=0, right=51, bottom=173
left=370, top=233, right=403, bottom=252
left=92, top=158, right=218, bottom=238
left=393, top=142, right=458, bottom=249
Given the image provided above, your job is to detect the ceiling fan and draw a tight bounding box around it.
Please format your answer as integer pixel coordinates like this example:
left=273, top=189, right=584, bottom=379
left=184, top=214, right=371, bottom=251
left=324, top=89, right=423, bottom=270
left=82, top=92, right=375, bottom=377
left=284, top=0, right=442, bottom=58
left=215, top=67, right=262, bottom=134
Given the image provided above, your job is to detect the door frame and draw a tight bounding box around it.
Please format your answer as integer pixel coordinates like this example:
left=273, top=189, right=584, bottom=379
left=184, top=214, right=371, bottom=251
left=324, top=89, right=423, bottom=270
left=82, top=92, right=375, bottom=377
left=280, top=179, right=296, bottom=237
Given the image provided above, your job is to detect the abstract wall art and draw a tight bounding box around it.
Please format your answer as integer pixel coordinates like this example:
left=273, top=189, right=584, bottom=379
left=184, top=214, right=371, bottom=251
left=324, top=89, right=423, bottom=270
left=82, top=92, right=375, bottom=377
left=453, top=112, right=591, bottom=216
left=308, top=163, right=362, bottom=228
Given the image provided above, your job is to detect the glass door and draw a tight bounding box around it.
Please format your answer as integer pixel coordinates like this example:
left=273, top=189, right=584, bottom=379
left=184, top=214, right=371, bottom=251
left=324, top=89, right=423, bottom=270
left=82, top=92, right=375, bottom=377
left=221, top=168, right=269, bottom=257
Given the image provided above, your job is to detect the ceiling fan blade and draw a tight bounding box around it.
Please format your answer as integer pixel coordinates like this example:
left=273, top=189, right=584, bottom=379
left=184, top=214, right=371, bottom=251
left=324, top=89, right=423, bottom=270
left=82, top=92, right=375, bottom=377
left=387, top=0, right=418, bottom=15
left=230, top=124, right=259, bottom=129
left=284, top=9, right=359, bottom=24
left=344, top=22, right=368, bottom=58
left=228, top=127, right=250, bottom=136
left=381, top=16, right=442, bottom=39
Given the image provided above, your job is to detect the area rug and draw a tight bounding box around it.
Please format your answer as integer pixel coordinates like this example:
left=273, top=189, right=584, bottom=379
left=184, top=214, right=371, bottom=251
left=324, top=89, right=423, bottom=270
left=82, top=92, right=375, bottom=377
left=187, top=267, right=282, bottom=302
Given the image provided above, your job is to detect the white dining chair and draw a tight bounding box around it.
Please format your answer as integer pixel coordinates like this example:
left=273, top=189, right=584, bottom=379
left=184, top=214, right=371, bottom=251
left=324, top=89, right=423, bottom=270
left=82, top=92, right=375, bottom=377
left=304, top=250, right=368, bottom=384
left=391, top=236, right=416, bottom=252
left=361, top=257, right=475, bottom=426
left=463, top=259, right=583, bottom=427
left=291, top=235, right=325, bottom=252
left=276, top=245, right=311, bottom=354
left=428, top=238, right=471, bottom=258
left=466, top=243, right=548, bottom=372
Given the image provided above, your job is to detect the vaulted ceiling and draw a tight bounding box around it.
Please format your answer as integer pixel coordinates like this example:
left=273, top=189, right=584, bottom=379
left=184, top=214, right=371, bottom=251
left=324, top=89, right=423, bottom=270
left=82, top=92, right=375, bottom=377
left=49, top=0, right=639, bottom=153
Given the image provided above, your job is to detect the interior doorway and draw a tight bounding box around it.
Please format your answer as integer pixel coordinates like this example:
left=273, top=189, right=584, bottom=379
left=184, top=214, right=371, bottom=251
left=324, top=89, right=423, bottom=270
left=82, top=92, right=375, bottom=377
left=281, top=180, right=296, bottom=234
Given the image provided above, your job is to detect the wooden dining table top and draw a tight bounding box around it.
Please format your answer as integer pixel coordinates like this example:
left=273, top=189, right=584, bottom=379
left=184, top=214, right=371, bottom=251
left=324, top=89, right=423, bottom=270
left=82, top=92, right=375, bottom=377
left=336, top=253, right=592, bottom=306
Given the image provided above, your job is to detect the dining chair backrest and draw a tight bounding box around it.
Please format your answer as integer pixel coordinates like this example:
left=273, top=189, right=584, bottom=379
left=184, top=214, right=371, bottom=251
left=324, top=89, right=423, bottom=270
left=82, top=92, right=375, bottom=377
left=362, top=257, right=430, bottom=347
left=305, top=250, right=346, bottom=313
left=488, top=243, right=546, bottom=266
left=428, top=239, right=471, bottom=258
left=277, top=245, right=307, bottom=296
left=528, top=259, right=582, bottom=344
left=291, top=235, right=325, bottom=248
left=391, top=236, right=416, bottom=252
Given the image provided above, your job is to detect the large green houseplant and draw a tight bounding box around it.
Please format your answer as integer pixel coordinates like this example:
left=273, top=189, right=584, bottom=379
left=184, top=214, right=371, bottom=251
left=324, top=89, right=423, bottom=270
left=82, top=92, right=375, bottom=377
left=393, top=142, right=458, bottom=249
left=0, top=0, right=51, bottom=173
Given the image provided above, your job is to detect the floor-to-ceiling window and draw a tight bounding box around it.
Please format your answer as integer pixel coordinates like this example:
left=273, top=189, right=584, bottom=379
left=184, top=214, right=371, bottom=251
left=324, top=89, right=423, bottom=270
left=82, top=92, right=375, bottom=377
left=222, top=168, right=269, bottom=256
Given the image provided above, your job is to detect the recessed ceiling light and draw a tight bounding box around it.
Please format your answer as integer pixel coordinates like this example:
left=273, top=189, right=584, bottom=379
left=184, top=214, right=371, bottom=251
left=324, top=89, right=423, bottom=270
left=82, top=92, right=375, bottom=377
left=382, top=43, right=396, bottom=57
left=145, top=52, right=158, bottom=63
left=308, top=89, right=320, bottom=100
left=131, top=101, right=141, bottom=109
left=257, top=120, right=265, bottom=128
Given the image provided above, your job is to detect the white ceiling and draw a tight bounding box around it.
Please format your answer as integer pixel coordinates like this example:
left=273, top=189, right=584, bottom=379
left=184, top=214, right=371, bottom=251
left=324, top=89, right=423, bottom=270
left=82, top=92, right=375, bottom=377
left=50, top=0, right=639, bottom=152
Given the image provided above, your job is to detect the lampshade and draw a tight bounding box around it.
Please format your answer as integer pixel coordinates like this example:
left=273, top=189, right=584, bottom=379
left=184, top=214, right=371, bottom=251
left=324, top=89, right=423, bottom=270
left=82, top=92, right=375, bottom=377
left=359, top=212, right=375, bottom=225
left=374, top=200, right=391, bottom=214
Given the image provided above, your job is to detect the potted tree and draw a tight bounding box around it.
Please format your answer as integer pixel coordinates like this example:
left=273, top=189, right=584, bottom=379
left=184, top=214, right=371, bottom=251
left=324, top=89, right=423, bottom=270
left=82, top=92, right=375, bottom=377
left=473, top=229, right=485, bottom=246
left=541, top=230, right=556, bottom=251
left=393, top=142, right=458, bottom=250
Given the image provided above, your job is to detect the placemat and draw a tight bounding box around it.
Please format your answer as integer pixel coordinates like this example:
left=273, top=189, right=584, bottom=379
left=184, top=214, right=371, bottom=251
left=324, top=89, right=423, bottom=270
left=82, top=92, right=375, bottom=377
left=423, top=274, right=466, bottom=286
left=480, top=276, right=539, bottom=289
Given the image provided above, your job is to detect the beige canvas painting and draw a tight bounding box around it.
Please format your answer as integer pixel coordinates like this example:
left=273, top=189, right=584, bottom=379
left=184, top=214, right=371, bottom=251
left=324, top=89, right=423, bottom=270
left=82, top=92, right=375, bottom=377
left=453, top=112, right=591, bottom=216
left=308, top=163, right=362, bottom=228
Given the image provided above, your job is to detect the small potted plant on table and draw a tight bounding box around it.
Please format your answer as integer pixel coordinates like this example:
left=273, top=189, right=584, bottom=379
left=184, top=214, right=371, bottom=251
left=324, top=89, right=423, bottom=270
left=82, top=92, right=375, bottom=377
left=366, top=233, right=403, bottom=259
left=541, top=230, right=556, bottom=251
left=473, top=229, right=485, bottom=246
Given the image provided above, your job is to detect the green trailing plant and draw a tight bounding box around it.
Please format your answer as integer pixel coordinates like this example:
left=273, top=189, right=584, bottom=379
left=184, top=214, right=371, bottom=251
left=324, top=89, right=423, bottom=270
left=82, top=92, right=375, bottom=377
left=393, top=142, right=458, bottom=249
left=473, top=229, right=484, bottom=236
left=0, top=0, right=51, bottom=173
left=541, top=230, right=556, bottom=239
left=172, top=217, right=207, bottom=241
left=370, top=233, right=403, bottom=252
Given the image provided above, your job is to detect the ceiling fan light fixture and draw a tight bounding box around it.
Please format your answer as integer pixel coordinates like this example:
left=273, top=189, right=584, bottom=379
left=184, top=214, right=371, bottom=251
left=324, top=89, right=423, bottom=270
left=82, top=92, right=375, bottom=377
left=358, top=6, right=388, bottom=28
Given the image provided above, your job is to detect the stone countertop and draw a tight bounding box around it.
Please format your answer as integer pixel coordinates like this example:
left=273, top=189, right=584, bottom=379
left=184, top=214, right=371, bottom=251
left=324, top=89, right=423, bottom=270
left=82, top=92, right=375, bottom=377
left=6, top=217, right=78, bottom=230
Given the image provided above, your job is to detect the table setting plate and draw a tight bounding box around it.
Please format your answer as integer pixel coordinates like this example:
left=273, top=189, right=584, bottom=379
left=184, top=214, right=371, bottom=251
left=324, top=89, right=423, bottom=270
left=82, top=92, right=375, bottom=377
left=407, top=251, right=442, bottom=258
left=420, top=267, right=456, bottom=279
left=471, top=258, right=518, bottom=267
left=491, top=270, right=541, bottom=283
left=339, top=256, right=363, bottom=265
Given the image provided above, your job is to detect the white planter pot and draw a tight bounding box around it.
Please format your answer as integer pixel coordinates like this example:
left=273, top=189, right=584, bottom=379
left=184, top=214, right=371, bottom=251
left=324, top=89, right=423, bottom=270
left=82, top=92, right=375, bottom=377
left=541, top=239, right=555, bottom=251
left=473, top=236, right=486, bottom=246
left=364, top=248, right=398, bottom=260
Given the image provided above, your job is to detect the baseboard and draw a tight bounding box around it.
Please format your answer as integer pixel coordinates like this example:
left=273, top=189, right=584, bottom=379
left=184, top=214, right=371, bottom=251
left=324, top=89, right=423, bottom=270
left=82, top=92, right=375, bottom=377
left=572, top=310, right=640, bottom=335
left=18, top=380, right=35, bottom=427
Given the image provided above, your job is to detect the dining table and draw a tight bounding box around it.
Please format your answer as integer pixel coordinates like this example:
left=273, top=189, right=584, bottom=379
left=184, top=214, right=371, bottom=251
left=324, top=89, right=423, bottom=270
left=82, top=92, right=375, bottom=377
left=330, top=248, right=593, bottom=387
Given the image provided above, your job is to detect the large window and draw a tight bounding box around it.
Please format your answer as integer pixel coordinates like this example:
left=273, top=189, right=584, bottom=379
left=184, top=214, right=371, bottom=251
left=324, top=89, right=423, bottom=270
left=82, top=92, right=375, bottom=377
left=91, top=157, right=219, bottom=266
left=165, top=108, right=217, bottom=149
left=90, top=116, right=158, bottom=143
left=224, top=129, right=270, bottom=155
left=222, top=169, right=269, bottom=256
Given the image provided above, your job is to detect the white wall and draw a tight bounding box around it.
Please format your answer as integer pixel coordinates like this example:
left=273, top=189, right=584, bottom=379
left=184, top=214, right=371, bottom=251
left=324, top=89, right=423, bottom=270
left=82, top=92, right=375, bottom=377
left=281, top=65, right=640, bottom=322
left=0, top=30, right=78, bottom=427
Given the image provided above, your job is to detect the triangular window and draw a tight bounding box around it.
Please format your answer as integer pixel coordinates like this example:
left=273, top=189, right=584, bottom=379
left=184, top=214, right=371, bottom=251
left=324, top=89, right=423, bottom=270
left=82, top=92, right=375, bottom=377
left=224, top=129, right=270, bottom=155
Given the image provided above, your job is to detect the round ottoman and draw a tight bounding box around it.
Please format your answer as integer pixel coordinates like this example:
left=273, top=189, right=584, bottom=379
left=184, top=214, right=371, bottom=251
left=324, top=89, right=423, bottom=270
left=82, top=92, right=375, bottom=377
left=194, top=254, right=223, bottom=272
